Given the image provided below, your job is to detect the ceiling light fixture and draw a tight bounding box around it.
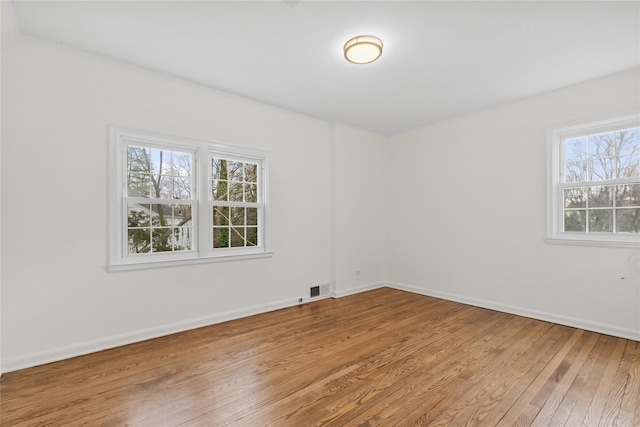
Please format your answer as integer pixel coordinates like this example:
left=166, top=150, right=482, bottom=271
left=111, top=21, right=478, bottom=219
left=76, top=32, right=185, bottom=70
left=343, top=35, right=383, bottom=64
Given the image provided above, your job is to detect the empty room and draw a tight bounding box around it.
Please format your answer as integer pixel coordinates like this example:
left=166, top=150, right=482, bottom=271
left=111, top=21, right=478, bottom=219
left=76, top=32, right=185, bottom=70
left=1, top=1, right=639, bottom=426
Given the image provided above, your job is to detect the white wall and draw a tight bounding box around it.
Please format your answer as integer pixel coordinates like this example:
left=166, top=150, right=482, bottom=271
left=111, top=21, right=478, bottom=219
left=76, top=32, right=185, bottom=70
left=387, top=68, right=640, bottom=340
left=0, top=1, right=4, bottom=376
left=332, top=123, right=388, bottom=296
left=1, top=5, right=341, bottom=371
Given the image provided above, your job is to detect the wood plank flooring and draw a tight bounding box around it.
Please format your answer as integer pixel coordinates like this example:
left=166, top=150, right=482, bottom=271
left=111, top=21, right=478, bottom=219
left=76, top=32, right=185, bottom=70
left=1, top=288, right=639, bottom=426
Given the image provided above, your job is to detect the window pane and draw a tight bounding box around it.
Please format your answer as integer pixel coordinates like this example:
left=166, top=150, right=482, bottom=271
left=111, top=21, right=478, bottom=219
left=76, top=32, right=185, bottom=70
left=127, top=146, right=151, bottom=173
left=589, top=210, right=613, bottom=232
left=617, top=128, right=640, bottom=156
left=172, top=227, right=193, bottom=251
left=172, top=152, right=192, bottom=177
left=244, top=163, right=258, bottom=183
left=174, top=177, right=191, bottom=199
left=212, top=158, right=228, bottom=180
left=616, top=155, right=640, bottom=178
left=245, top=183, right=257, bottom=202
left=228, top=161, right=243, bottom=182
left=588, top=186, right=613, bottom=207
left=589, top=157, right=615, bottom=180
left=150, top=174, right=171, bottom=198
left=230, top=226, right=245, bottom=247
left=213, top=227, right=230, bottom=248
left=247, top=227, right=258, bottom=246
left=150, top=204, right=172, bottom=226
left=129, top=149, right=192, bottom=201
left=231, top=207, right=245, bottom=226
left=150, top=149, right=171, bottom=175
left=616, top=209, right=640, bottom=233
left=589, top=132, right=615, bottom=159
left=564, top=137, right=587, bottom=163
left=213, top=206, right=230, bottom=226
left=173, top=204, right=192, bottom=226
left=152, top=228, right=173, bottom=252
left=128, top=228, right=150, bottom=254
left=564, top=187, right=586, bottom=208
left=616, top=184, right=640, bottom=207
left=229, top=182, right=243, bottom=202
left=564, top=211, right=586, bottom=232
left=212, top=180, right=228, bottom=201
left=564, top=161, right=588, bottom=183
left=588, top=132, right=616, bottom=180
left=128, top=172, right=151, bottom=197
left=128, top=204, right=151, bottom=227
left=247, top=208, right=258, bottom=226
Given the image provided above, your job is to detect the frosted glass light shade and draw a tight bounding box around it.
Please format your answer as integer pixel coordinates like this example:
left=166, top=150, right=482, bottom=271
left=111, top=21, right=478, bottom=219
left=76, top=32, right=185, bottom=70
left=343, top=35, right=383, bottom=64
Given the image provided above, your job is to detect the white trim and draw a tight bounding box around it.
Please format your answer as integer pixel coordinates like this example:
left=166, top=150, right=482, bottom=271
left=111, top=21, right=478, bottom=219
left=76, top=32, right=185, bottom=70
left=547, top=114, right=640, bottom=246
left=3, top=281, right=637, bottom=372
left=331, top=281, right=385, bottom=298
left=296, top=294, right=332, bottom=305
left=386, top=282, right=640, bottom=342
left=546, top=236, right=639, bottom=248
left=2, top=294, right=302, bottom=373
left=0, top=280, right=382, bottom=373
left=106, top=251, right=274, bottom=272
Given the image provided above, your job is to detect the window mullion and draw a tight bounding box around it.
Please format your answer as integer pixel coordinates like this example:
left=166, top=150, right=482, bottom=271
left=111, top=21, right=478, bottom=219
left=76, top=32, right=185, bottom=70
left=585, top=181, right=590, bottom=233
left=198, top=148, right=210, bottom=256
left=210, top=201, right=261, bottom=208
left=612, top=180, right=617, bottom=233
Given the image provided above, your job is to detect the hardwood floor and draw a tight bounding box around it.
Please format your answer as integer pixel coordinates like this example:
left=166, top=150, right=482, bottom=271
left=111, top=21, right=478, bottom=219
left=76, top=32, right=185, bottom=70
left=1, top=288, right=639, bottom=426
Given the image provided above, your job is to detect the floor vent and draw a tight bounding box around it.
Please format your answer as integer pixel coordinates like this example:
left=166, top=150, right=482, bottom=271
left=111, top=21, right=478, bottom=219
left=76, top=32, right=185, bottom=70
left=309, top=284, right=330, bottom=298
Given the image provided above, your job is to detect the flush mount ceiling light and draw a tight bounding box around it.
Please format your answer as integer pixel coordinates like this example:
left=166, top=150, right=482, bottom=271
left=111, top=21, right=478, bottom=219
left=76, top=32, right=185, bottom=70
left=343, top=35, right=383, bottom=64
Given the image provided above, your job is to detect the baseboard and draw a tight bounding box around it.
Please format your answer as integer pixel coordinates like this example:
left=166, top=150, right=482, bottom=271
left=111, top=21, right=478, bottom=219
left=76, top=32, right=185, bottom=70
left=5, top=280, right=636, bottom=373
left=2, top=295, right=307, bottom=373
left=3, top=281, right=385, bottom=373
left=331, top=281, right=386, bottom=298
left=386, top=282, right=640, bottom=342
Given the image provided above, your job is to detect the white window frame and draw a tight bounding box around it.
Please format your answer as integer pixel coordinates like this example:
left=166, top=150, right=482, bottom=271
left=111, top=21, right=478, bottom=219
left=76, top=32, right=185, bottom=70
left=547, top=114, right=640, bottom=247
left=108, top=126, right=272, bottom=271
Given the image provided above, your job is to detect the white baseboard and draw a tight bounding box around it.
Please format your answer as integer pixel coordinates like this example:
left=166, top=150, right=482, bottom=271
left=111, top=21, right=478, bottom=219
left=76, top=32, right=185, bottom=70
left=386, top=282, right=640, bottom=342
left=2, top=281, right=385, bottom=373
left=2, top=296, right=306, bottom=373
left=332, top=281, right=385, bottom=298
left=5, top=280, right=636, bottom=373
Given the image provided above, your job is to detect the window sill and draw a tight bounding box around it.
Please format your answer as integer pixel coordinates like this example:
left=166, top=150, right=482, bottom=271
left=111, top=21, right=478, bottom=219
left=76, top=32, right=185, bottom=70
left=546, top=236, right=639, bottom=248
left=107, top=251, right=274, bottom=272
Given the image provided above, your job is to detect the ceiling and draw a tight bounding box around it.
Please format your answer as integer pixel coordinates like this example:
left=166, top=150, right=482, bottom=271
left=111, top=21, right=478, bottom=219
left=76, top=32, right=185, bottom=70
left=9, top=1, right=640, bottom=136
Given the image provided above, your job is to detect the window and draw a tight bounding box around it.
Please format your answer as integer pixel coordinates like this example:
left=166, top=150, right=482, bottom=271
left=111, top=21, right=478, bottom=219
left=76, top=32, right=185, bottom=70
left=211, top=158, right=260, bottom=249
left=109, top=127, right=271, bottom=270
left=547, top=114, right=640, bottom=246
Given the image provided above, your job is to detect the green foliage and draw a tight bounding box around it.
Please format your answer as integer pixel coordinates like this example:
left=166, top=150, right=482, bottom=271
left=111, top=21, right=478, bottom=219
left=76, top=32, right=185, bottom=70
left=213, top=228, right=229, bottom=248
left=564, top=211, right=585, bottom=232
